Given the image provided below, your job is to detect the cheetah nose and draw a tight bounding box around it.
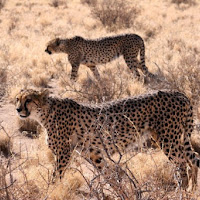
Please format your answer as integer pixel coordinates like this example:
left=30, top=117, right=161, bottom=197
left=45, top=49, right=52, bottom=54
left=16, top=108, right=22, bottom=112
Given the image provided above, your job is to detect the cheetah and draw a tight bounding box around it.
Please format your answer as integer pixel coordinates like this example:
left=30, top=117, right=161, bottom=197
left=15, top=89, right=200, bottom=189
left=45, top=34, right=154, bottom=81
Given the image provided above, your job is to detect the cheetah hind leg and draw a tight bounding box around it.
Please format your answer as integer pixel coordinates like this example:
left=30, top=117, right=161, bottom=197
left=154, top=134, right=190, bottom=189
left=124, top=56, right=141, bottom=81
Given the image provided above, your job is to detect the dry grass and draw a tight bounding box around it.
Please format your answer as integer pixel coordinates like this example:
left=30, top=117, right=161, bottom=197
left=81, top=0, right=97, bottom=7
left=0, top=67, right=7, bottom=83
left=17, top=118, right=41, bottom=138
left=0, top=0, right=6, bottom=10
left=91, top=0, right=140, bottom=32
left=191, top=133, right=200, bottom=155
left=49, top=0, right=67, bottom=8
left=31, top=73, right=50, bottom=88
left=150, top=45, right=200, bottom=117
left=62, top=65, right=146, bottom=103
left=0, top=0, right=200, bottom=199
left=0, top=67, right=7, bottom=100
left=0, top=126, right=12, bottom=157
left=171, top=0, right=196, bottom=6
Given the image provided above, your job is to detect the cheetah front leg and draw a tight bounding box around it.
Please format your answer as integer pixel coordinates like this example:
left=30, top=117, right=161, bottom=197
left=70, top=64, right=80, bottom=81
left=68, top=53, right=82, bottom=81
left=88, top=65, right=100, bottom=80
left=52, top=145, right=72, bottom=183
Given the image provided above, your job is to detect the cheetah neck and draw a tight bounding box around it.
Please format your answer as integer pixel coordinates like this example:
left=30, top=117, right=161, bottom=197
left=30, top=97, right=55, bottom=127
left=60, top=39, right=70, bottom=53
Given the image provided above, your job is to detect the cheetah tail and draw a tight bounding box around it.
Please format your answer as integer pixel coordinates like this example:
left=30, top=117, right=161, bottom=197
left=139, top=39, right=146, bottom=68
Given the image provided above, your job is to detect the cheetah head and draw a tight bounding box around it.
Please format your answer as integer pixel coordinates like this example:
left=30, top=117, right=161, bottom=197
left=45, top=38, right=62, bottom=54
left=15, top=89, right=49, bottom=119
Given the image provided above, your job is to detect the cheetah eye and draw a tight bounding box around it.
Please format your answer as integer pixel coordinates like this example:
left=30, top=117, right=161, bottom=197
left=26, top=99, right=32, bottom=104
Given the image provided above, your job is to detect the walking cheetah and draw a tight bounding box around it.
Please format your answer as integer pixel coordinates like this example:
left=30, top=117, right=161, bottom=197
left=15, top=89, right=199, bottom=189
left=45, top=34, right=154, bottom=81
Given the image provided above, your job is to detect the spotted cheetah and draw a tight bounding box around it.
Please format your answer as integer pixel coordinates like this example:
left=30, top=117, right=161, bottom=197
left=15, top=89, right=199, bottom=189
left=45, top=34, right=154, bottom=81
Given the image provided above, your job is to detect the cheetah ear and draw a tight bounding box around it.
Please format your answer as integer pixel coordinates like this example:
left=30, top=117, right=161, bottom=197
left=56, top=38, right=61, bottom=46
left=40, top=89, right=50, bottom=98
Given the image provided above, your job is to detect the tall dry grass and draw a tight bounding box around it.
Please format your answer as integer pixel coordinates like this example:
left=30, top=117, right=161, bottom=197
left=0, top=0, right=200, bottom=199
left=90, top=0, right=140, bottom=32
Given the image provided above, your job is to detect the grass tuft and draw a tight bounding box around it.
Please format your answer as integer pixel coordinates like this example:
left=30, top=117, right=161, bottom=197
left=91, top=0, right=140, bottom=32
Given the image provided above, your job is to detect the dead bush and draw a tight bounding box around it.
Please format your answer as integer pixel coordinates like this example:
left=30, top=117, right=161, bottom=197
left=62, top=64, right=145, bottom=104
left=171, top=0, right=196, bottom=6
left=144, top=28, right=158, bottom=42
left=0, top=136, right=12, bottom=158
left=8, top=17, right=18, bottom=35
left=191, top=133, right=200, bottom=155
left=81, top=0, right=97, bottom=7
left=91, top=0, right=140, bottom=32
left=31, top=74, right=49, bottom=88
left=0, top=67, right=7, bottom=83
left=0, top=67, right=7, bottom=100
left=17, top=118, right=41, bottom=138
left=49, top=0, right=67, bottom=8
left=73, top=131, right=191, bottom=199
left=149, top=48, right=200, bottom=116
left=0, top=0, right=6, bottom=10
left=166, top=55, right=200, bottom=106
left=79, top=69, right=129, bottom=103
left=0, top=125, right=12, bottom=157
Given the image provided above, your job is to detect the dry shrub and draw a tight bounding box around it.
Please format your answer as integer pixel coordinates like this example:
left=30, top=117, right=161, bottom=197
left=126, top=151, right=195, bottom=199
left=0, top=158, right=44, bottom=200
left=49, top=0, right=67, bottom=8
left=166, top=54, right=200, bottom=107
left=0, top=67, right=7, bottom=100
left=191, top=133, right=200, bottom=155
left=49, top=172, right=84, bottom=200
left=0, top=0, right=6, bottom=10
left=62, top=65, right=146, bottom=104
left=150, top=47, right=200, bottom=114
left=0, top=136, right=12, bottom=158
left=79, top=70, right=129, bottom=103
left=144, top=28, right=159, bottom=42
left=91, top=0, right=140, bottom=32
left=81, top=0, right=97, bottom=7
left=0, top=126, right=12, bottom=157
left=171, top=0, right=196, bottom=6
left=8, top=17, right=18, bottom=35
left=31, top=74, right=49, bottom=88
left=17, top=118, right=41, bottom=138
left=0, top=67, right=7, bottom=83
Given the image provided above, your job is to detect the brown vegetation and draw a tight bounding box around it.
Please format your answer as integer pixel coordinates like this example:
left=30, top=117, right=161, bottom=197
left=171, top=0, right=196, bottom=6
left=91, top=0, right=140, bottom=32
left=0, top=124, right=12, bottom=157
left=0, top=0, right=200, bottom=199
left=17, top=118, right=41, bottom=138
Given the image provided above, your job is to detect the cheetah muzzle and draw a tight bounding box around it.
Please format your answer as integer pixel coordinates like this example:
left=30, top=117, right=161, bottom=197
left=45, top=48, right=52, bottom=55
